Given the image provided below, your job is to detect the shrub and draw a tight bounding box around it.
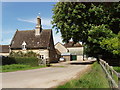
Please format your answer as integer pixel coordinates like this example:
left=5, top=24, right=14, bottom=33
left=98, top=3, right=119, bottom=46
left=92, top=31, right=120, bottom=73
left=14, top=57, right=39, bottom=66
left=2, top=56, right=16, bottom=65
left=2, top=56, right=40, bottom=66
left=9, top=51, right=37, bottom=57
left=7, top=51, right=39, bottom=66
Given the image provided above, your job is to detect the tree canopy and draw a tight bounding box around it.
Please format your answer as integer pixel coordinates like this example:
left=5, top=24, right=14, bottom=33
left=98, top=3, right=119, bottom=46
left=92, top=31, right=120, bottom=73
left=52, top=2, right=119, bottom=42
left=52, top=2, right=120, bottom=59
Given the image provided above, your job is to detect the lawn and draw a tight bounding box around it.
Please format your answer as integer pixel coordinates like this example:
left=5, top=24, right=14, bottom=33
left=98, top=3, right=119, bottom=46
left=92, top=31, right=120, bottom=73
left=57, top=62, right=110, bottom=88
left=0, top=64, right=46, bottom=72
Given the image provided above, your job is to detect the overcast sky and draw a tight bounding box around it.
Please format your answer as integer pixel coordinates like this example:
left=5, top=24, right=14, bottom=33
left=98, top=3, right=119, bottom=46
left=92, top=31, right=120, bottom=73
left=1, top=2, right=62, bottom=45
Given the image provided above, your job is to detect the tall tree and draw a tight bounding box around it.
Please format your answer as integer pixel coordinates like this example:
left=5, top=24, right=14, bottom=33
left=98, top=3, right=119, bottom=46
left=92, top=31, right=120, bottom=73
left=52, top=2, right=119, bottom=43
left=52, top=2, right=120, bottom=60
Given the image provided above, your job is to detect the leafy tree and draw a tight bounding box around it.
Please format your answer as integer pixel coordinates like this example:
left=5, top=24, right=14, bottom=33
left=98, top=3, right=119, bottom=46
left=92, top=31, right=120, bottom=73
left=52, top=2, right=120, bottom=60
left=52, top=2, right=119, bottom=43
left=85, top=25, right=115, bottom=59
left=100, top=32, right=120, bottom=55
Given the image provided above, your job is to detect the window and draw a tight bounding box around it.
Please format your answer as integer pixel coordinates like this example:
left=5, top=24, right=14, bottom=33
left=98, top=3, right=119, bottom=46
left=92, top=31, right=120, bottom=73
left=22, top=45, right=26, bottom=50
left=22, top=41, right=26, bottom=50
left=40, top=55, right=44, bottom=59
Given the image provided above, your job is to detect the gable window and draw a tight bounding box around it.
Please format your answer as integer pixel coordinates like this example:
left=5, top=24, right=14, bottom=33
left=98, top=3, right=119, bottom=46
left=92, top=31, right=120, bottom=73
left=22, top=41, right=26, bottom=50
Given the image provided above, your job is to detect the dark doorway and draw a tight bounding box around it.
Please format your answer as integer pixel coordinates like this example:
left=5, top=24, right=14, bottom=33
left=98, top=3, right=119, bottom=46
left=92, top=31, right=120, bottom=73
left=71, top=55, right=77, bottom=61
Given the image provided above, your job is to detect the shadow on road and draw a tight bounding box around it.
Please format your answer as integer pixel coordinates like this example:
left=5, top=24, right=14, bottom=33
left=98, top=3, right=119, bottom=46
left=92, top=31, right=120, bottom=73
left=70, top=60, right=96, bottom=65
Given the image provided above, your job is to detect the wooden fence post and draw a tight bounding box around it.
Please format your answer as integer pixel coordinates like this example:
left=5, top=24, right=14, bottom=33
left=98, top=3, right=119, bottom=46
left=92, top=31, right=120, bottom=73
left=100, top=59, right=118, bottom=89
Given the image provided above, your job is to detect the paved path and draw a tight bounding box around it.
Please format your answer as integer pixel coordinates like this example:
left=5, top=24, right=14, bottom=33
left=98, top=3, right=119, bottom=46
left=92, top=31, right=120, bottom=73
left=2, top=60, right=94, bottom=88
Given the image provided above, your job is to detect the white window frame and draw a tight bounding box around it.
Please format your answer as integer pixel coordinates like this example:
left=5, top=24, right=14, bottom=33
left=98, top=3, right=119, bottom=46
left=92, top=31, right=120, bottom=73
left=40, top=55, right=44, bottom=59
left=22, top=41, right=26, bottom=50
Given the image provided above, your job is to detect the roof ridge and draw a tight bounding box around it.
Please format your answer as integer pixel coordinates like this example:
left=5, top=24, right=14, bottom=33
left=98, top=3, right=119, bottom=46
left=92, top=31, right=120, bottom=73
left=17, top=30, right=34, bottom=32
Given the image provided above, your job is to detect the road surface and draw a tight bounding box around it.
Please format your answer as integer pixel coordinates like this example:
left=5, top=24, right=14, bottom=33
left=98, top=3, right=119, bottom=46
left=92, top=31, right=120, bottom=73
left=2, top=61, right=93, bottom=88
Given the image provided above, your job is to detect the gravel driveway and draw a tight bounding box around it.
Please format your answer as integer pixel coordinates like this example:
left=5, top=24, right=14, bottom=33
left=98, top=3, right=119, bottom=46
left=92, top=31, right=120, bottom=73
left=2, top=61, right=93, bottom=88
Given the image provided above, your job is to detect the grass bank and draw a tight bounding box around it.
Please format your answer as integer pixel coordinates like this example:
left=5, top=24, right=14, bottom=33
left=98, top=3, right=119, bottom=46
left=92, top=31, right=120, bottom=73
left=0, top=64, right=46, bottom=72
left=113, top=67, right=120, bottom=73
left=57, top=62, right=110, bottom=88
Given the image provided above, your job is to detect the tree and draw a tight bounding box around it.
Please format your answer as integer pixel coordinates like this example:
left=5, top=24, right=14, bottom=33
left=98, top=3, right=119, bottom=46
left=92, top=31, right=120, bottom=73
left=100, top=32, right=120, bottom=55
left=85, top=25, right=116, bottom=59
left=52, top=2, right=119, bottom=43
left=52, top=2, right=120, bottom=60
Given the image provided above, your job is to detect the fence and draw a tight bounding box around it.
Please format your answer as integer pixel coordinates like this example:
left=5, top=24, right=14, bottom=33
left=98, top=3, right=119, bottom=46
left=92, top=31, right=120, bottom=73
left=99, top=59, right=120, bottom=89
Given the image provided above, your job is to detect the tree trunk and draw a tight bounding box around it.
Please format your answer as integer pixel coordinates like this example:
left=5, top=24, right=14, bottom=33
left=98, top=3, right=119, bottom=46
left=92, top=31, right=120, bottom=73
left=82, top=42, right=85, bottom=61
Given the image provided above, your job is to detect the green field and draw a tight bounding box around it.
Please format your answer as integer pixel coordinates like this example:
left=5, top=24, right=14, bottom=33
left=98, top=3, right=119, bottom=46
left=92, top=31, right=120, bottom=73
left=0, top=64, right=46, bottom=72
left=57, top=62, right=110, bottom=88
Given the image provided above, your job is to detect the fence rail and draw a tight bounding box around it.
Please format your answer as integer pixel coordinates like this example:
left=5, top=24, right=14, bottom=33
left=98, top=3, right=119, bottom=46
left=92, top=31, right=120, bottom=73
left=99, top=59, right=119, bottom=89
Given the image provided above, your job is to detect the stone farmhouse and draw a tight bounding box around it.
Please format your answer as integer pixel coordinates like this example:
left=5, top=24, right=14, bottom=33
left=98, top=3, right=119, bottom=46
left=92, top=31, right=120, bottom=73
left=55, top=42, right=83, bottom=61
left=9, top=16, right=58, bottom=63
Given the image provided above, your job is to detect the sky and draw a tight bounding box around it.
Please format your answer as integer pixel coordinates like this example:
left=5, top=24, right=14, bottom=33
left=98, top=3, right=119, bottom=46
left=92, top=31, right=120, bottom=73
left=1, top=2, right=63, bottom=45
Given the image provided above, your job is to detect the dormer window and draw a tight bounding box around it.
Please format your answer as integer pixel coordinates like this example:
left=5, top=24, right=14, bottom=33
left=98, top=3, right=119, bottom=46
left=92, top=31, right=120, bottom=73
left=37, top=42, right=39, bottom=44
left=22, top=41, right=26, bottom=50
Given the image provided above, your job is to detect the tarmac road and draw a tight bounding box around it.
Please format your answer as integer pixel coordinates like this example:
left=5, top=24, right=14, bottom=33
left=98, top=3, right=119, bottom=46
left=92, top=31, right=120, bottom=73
left=2, top=61, right=92, bottom=88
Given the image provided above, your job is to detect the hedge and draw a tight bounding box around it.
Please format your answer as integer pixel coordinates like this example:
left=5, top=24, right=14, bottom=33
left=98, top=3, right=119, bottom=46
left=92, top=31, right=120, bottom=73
left=1, top=57, right=39, bottom=66
left=14, top=57, right=39, bottom=66
left=2, top=57, right=16, bottom=65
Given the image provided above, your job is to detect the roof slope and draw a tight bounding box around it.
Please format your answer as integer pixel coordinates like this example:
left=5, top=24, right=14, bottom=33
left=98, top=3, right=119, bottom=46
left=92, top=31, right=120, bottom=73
left=10, top=29, right=52, bottom=49
left=0, top=45, right=9, bottom=53
left=64, top=41, right=82, bottom=48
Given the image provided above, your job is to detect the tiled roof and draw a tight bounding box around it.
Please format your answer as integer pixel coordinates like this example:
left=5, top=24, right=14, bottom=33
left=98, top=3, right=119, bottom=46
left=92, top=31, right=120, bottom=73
left=0, top=45, right=9, bottom=53
left=10, top=29, right=52, bottom=49
left=64, top=41, right=82, bottom=48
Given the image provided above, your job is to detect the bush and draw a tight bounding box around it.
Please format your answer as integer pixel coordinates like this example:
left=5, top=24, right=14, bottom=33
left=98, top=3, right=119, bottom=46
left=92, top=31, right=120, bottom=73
left=14, top=57, right=39, bottom=66
left=9, top=51, right=37, bottom=57
left=2, top=56, right=40, bottom=66
left=1, top=56, right=16, bottom=65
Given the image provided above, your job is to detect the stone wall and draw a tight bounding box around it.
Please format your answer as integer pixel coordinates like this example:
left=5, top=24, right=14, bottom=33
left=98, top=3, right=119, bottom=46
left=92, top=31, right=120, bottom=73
left=0, top=53, right=9, bottom=56
left=63, top=55, right=71, bottom=61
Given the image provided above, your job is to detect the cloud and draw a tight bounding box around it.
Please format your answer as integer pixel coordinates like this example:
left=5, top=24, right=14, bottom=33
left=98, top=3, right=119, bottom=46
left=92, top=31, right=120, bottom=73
left=17, top=18, right=36, bottom=24
left=17, top=17, right=52, bottom=28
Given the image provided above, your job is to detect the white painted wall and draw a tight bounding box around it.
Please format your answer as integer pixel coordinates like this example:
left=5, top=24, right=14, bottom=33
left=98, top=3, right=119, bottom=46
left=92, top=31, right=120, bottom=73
left=55, top=42, right=68, bottom=54
left=77, top=55, right=83, bottom=61
left=67, top=47, right=83, bottom=55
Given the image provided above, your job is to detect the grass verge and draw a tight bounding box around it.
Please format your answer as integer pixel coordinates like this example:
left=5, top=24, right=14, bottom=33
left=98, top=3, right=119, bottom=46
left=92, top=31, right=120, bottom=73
left=0, top=64, right=46, bottom=72
left=57, top=62, right=110, bottom=88
left=113, top=67, right=120, bottom=73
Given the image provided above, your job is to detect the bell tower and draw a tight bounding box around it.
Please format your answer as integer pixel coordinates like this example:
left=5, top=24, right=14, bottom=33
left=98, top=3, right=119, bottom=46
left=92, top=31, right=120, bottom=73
left=35, top=16, right=42, bottom=35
